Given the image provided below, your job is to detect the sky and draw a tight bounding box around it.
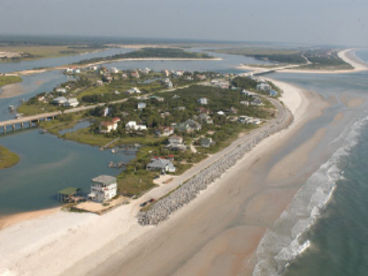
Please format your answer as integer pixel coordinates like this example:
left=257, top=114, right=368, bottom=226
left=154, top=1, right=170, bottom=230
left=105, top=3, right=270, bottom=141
left=0, top=0, right=367, bottom=46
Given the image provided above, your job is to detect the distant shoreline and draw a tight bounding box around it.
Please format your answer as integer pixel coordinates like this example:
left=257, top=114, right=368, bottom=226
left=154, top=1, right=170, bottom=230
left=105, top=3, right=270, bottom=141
left=237, top=48, right=368, bottom=74
left=12, top=56, right=222, bottom=76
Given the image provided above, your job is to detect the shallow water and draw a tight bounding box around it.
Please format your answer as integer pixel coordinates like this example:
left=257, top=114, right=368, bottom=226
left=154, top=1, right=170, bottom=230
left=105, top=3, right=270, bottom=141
left=0, top=129, right=134, bottom=215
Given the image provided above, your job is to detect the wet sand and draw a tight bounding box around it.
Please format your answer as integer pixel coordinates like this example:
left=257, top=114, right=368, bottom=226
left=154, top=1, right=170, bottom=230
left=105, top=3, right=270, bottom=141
left=0, top=83, right=25, bottom=98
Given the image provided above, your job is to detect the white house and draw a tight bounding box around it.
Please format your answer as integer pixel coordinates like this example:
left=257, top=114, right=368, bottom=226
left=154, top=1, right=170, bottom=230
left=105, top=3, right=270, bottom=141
left=241, top=89, right=256, bottom=96
left=99, top=117, right=120, bottom=133
left=256, top=82, right=271, bottom=92
left=110, top=67, right=119, bottom=74
left=56, top=88, right=67, bottom=94
left=238, top=116, right=262, bottom=125
left=52, top=96, right=67, bottom=105
left=126, top=87, right=141, bottom=95
left=155, top=126, right=174, bottom=137
left=89, top=175, right=117, bottom=202
left=137, top=102, right=146, bottom=110
left=64, top=98, right=79, bottom=108
left=125, top=121, right=147, bottom=131
left=74, top=69, right=81, bottom=74
left=65, top=68, right=74, bottom=74
left=198, top=97, right=208, bottom=105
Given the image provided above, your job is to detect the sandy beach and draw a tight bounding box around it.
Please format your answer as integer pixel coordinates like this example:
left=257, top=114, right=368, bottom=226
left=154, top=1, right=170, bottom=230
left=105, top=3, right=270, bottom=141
left=0, top=74, right=324, bottom=276
left=237, top=48, right=368, bottom=74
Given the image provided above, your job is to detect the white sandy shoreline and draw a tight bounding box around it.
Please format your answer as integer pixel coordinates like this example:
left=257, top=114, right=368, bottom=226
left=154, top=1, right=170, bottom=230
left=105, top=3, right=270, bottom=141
left=0, top=76, right=312, bottom=276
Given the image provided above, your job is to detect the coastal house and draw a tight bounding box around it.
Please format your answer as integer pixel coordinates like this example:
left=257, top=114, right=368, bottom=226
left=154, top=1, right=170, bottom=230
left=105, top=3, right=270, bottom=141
left=56, top=87, right=67, bottom=94
left=176, top=119, right=202, bottom=133
left=155, top=126, right=174, bottom=137
left=241, top=89, right=256, bottom=97
left=238, top=116, right=262, bottom=125
left=269, top=90, right=278, bottom=97
left=125, top=121, right=147, bottom=131
left=52, top=96, right=67, bottom=106
left=110, top=67, right=119, bottom=74
left=251, top=97, right=264, bottom=106
left=166, top=135, right=186, bottom=151
left=200, top=137, right=214, bottom=148
left=150, top=95, right=165, bottom=102
left=196, top=74, right=207, bottom=80
left=163, top=78, right=173, bottom=88
left=211, top=79, right=230, bottom=89
left=99, top=117, right=120, bottom=133
left=89, top=175, right=117, bottom=203
left=142, top=67, right=151, bottom=74
left=146, top=158, right=176, bottom=173
left=131, top=71, right=140, bottom=78
left=199, top=113, right=213, bottom=124
left=256, top=82, right=271, bottom=92
left=64, top=98, right=79, bottom=108
left=96, top=80, right=104, bottom=86
left=65, top=68, right=74, bottom=74
left=198, top=97, right=208, bottom=105
left=137, top=102, right=146, bottom=110
left=126, top=87, right=141, bottom=95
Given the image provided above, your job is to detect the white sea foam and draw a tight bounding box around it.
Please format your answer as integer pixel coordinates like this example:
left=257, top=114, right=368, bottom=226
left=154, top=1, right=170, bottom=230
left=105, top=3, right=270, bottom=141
left=253, top=115, right=368, bottom=276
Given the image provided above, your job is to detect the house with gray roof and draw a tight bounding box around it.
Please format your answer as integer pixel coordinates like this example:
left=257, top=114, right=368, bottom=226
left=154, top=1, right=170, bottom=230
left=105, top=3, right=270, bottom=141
left=146, top=158, right=176, bottom=173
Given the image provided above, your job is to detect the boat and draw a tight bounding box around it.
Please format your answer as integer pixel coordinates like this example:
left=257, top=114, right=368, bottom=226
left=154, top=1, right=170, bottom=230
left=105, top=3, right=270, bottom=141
left=8, top=105, right=15, bottom=112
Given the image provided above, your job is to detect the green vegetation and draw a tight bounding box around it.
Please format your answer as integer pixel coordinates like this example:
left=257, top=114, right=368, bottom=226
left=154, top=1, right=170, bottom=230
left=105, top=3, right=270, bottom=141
left=76, top=47, right=213, bottom=65
left=0, top=45, right=105, bottom=62
left=0, top=145, right=20, bottom=169
left=212, top=48, right=305, bottom=64
left=0, top=75, right=22, bottom=88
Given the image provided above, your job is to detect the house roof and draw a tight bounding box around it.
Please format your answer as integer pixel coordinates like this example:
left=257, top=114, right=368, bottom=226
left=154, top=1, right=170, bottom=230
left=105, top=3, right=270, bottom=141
left=92, top=175, right=116, bottom=185
left=100, top=121, right=116, bottom=127
left=58, top=187, right=79, bottom=196
left=147, top=158, right=175, bottom=169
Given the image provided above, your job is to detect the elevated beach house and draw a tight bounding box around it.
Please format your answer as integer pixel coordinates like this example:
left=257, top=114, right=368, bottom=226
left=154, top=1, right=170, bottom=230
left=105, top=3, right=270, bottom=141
left=147, top=158, right=176, bottom=173
left=89, top=175, right=117, bottom=202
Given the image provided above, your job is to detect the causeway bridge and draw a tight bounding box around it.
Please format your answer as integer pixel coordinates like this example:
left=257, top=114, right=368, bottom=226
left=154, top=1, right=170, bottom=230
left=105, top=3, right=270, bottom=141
left=0, top=111, right=62, bottom=133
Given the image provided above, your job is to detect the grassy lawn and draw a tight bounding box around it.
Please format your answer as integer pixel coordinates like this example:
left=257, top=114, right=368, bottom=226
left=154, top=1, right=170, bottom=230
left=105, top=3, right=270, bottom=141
left=117, top=170, right=157, bottom=197
left=62, top=127, right=114, bottom=146
left=0, top=145, right=20, bottom=169
left=0, top=75, right=22, bottom=88
left=17, top=102, right=59, bottom=116
left=39, top=113, right=86, bottom=135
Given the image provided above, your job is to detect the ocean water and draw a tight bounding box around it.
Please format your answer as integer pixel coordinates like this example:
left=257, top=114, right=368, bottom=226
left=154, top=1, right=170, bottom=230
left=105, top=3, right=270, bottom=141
left=283, top=118, right=368, bottom=274
left=253, top=50, right=368, bottom=275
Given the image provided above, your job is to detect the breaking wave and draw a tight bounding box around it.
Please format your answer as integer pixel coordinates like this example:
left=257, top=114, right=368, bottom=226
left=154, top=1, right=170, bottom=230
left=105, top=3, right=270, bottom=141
left=253, top=115, right=368, bottom=276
